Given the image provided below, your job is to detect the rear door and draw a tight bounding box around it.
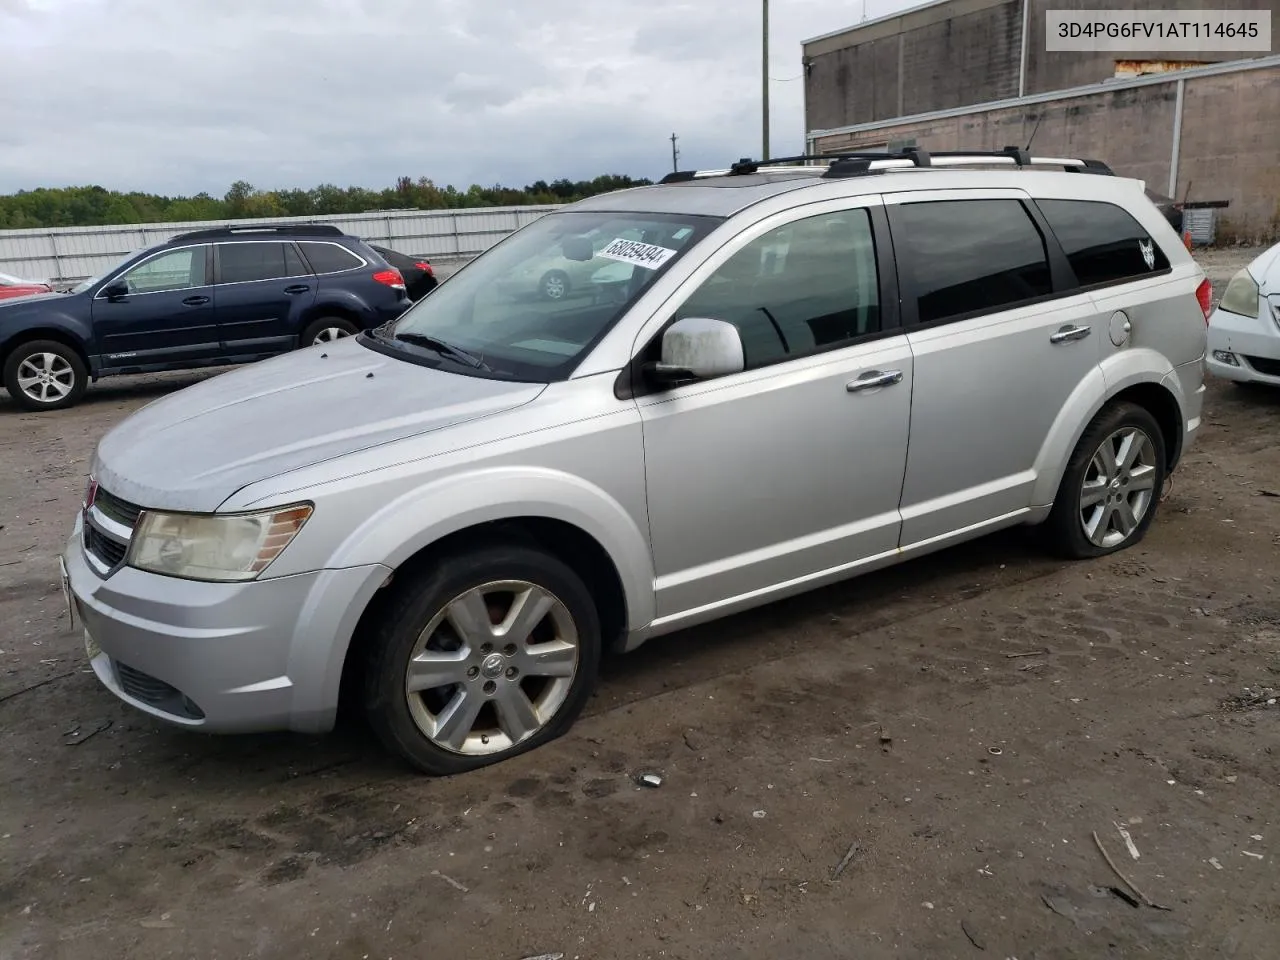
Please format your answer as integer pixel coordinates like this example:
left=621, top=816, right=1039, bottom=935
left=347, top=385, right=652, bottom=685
left=91, top=244, right=218, bottom=366
left=886, top=190, right=1103, bottom=546
left=213, top=241, right=317, bottom=355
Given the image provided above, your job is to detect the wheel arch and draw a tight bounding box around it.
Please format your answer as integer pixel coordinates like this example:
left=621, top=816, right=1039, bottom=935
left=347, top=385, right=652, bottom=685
left=336, top=515, right=632, bottom=717
left=311, top=466, right=655, bottom=727
left=0, top=324, right=94, bottom=376
left=1032, top=352, right=1185, bottom=509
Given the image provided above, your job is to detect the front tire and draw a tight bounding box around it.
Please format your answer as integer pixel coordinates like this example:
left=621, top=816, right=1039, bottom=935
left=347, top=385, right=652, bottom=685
left=300, top=317, right=359, bottom=347
left=362, top=543, right=601, bottom=775
left=1044, top=401, right=1167, bottom=559
left=2, top=339, right=88, bottom=411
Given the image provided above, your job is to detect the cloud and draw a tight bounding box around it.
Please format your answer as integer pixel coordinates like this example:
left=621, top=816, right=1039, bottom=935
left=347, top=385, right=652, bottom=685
left=0, top=0, right=915, bottom=196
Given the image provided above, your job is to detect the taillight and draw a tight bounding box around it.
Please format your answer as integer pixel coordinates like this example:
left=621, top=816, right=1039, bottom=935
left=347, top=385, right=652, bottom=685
left=1195, top=278, right=1212, bottom=323
left=373, top=268, right=406, bottom=291
left=415, top=261, right=434, bottom=276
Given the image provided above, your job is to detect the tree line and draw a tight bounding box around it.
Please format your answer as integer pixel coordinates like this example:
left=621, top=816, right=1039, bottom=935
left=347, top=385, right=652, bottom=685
left=0, top=174, right=655, bottom=229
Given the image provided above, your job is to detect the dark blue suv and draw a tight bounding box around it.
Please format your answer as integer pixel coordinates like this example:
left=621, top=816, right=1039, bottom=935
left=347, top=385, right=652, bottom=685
left=0, top=224, right=411, bottom=411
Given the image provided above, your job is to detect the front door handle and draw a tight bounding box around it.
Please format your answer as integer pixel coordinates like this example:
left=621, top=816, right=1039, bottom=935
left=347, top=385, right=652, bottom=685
left=182, top=295, right=210, bottom=306
left=284, top=285, right=311, bottom=295
left=846, top=369, right=903, bottom=393
left=1050, top=324, right=1092, bottom=344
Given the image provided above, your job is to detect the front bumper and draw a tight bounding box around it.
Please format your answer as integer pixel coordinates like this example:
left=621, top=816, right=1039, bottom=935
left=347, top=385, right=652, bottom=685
left=63, top=514, right=389, bottom=734
left=1206, top=303, right=1280, bottom=384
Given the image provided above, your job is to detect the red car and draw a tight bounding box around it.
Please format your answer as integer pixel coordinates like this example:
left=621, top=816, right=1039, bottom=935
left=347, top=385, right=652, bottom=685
left=0, top=271, right=53, bottom=300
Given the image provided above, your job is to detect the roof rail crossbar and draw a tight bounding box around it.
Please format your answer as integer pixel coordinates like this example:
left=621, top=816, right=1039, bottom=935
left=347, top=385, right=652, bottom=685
left=169, top=224, right=346, bottom=242
left=666, top=151, right=1115, bottom=183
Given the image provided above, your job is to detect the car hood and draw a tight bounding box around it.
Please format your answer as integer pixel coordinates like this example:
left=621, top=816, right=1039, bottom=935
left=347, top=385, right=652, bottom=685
left=93, top=338, right=545, bottom=513
left=1246, top=242, right=1280, bottom=294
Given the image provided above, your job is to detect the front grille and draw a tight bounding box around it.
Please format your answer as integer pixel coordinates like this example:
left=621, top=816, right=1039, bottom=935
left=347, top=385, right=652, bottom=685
left=1245, top=355, right=1280, bottom=377
left=84, top=524, right=127, bottom=567
left=94, top=487, right=143, bottom=527
left=83, top=484, right=143, bottom=573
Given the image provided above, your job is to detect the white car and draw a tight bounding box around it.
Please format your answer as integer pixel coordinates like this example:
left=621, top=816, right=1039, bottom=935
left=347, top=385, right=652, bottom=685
left=1206, top=242, right=1280, bottom=385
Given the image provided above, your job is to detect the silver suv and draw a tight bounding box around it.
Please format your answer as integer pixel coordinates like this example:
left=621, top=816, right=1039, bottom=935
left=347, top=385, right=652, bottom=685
left=63, top=149, right=1210, bottom=775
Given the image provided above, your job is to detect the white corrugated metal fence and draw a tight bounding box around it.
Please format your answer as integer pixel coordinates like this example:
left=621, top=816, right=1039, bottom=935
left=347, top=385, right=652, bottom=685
left=0, top=205, right=566, bottom=285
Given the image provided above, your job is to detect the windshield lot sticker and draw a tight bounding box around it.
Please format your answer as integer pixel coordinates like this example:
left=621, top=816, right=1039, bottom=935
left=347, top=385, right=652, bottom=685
left=599, top=238, right=677, bottom=270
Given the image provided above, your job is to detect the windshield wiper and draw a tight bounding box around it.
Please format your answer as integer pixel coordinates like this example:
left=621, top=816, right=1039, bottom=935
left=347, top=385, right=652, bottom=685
left=392, top=332, right=488, bottom=370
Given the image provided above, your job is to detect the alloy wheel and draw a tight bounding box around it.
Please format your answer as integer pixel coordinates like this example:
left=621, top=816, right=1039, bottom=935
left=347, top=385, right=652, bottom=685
left=1078, top=426, right=1158, bottom=549
left=16, top=352, right=75, bottom=404
left=312, top=327, right=351, bottom=344
left=404, top=580, right=579, bottom=756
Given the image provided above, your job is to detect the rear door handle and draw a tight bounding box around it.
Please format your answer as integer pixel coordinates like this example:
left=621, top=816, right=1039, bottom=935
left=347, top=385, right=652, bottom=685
left=846, top=369, right=903, bottom=393
left=1050, top=324, right=1092, bottom=344
left=182, top=295, right=210, bottom=306
left=284, top=285, right=311, bottom=295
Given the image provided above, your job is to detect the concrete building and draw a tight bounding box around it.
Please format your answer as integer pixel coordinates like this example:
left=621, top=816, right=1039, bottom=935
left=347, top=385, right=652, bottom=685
left=803, top=0, right=1280, bottom=241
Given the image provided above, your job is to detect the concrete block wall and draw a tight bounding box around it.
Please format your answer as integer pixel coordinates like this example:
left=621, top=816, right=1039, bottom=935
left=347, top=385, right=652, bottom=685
left=811, top=64, right=1280, bottom=241
left=804, top=0, right=1279, bottom=129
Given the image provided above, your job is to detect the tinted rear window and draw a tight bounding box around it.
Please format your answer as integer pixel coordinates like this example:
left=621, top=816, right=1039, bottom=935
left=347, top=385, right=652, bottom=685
left=218, top=242, right=289, bottom=283
left=895, top=199, right=1052, bottom=325
left=300, top=242, right=363, bottom=274
left=1039, top=199, right=1171, bottom=288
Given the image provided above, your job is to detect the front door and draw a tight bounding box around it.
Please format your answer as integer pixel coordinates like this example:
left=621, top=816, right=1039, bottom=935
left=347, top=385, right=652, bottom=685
left=886, top=191, right=1103, bottom=546
left=635, top=200, right=913, bottom=627
left=91, top=244, right=218, bottom=367
left=213, top=241, right=316, bottom=355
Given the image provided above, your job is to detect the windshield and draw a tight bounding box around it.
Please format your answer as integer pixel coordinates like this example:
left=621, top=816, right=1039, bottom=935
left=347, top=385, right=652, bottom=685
left=69, top=250, right=139, bottom=295
left=367, top=210, right=718, bottom=381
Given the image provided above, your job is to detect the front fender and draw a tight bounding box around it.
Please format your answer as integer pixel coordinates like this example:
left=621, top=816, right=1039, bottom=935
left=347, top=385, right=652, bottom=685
left=328, top=465, right=657, bottom=631
left=1030, top=347, right=1180, bottom=507
left=0, top=308, right=95, bottom=361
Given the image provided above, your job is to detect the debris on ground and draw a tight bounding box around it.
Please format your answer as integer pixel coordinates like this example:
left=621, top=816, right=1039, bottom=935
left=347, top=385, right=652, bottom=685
left=752, top=810, right=767, bottom=819
left=1092, top=831, right=1171, bottom=911
left=62, top=719, right=112, bottom=746
left=960, top=917, right=986, bottom=950
left=830, top=841, right=859, bottom=881
left=636, top=773, right=663, bottom=788
left=1115, top=821, right=1141, bottom=860
left=1005, top=649, right=1050, bottom=659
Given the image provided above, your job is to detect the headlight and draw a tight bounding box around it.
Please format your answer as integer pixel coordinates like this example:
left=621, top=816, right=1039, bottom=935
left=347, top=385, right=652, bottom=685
left=1218, top=268, right=1260, bottom=319
left=127, top=504, right=312, bottom=582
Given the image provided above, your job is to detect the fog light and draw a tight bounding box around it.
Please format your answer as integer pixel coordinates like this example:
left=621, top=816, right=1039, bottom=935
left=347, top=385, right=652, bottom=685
left=1212, top=350, right=1240, bottom=366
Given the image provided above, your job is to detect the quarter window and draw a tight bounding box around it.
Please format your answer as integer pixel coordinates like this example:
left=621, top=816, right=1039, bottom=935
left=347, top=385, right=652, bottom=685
left=117, top=247, right=206, bottom=294
left=895, top=199, right=1052, bottom=325
left=217, top=242, right=290, bottom=284
left=299, top=241, right=363, bottom=274
left=673, top=208, right=880, bottom=371
left=1039, top=199, right=1171, bottom=287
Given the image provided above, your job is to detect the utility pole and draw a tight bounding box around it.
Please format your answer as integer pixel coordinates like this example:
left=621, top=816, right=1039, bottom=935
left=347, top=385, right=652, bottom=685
left=762, top=0, right=770, bottom=160
left=670, top=133, right=680, bottom=173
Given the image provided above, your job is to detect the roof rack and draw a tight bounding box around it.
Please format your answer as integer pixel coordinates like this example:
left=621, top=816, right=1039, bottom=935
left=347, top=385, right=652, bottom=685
left=659, top=147, right=1113, bottom=183
left=169, top=224, right=346, bottom=242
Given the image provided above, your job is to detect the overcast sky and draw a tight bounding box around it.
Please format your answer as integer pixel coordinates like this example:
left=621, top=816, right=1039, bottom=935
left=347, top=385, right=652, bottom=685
left=0, top=0, right=918, bottom=197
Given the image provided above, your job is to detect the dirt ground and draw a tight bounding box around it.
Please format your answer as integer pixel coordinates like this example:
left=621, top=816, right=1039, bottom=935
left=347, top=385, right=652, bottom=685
left=1, top=248, right=1277, bottom=960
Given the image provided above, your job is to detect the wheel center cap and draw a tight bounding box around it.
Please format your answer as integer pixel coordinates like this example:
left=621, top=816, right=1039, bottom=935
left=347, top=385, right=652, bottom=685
left=480, top=653, right=505, bottom=679
left=1110, top=478, right=1123, bottom=492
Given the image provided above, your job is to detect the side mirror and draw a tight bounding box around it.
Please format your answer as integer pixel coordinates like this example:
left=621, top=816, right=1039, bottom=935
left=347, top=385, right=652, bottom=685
left=561, top=236, right=595, bottom=262
left=102, top=281, right=129, bottom=300
left=644, top=316, right=745, bottom=386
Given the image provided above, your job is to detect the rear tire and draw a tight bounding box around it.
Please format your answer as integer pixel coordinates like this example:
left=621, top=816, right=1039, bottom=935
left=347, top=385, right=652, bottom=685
left=1043, top=401, right=1166, bottom=560
left=362, top=542, right=602, bottom=776
left=300, top=317, right=359, bottom=347
left=2, top=339, right=88, bottom=412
